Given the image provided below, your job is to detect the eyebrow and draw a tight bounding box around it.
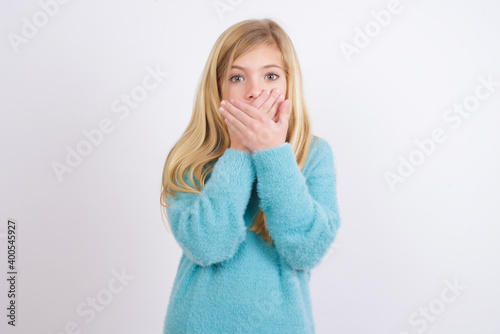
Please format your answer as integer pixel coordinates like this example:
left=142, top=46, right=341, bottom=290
left=231, top=64, right=283, bottom=70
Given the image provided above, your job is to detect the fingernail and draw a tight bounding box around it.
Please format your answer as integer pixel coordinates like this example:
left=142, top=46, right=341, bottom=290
left=275, top=88, right=280, bottom=94
left=279, top=94, right=285, bottom=100
left=221, top=100, right=226, bottom=106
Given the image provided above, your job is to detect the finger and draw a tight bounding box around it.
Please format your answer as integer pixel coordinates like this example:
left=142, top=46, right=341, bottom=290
left=250, top=90, right=270, bottom=109
left=227, top=99, right=262, bottom=121
left=224, top=116, right=245, bottom=142
left=277, top=99, right=291, bottom=125
left=219, top=105, right=246, bottom=134
left=259, top=88, right=281, bottom=115
left=268, top=94, right=285, bottom=121
left=220, top=100, right=252, bottom=128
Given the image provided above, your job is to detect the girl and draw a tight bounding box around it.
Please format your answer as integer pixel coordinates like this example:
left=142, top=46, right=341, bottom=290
left=161, top=18, right=341, bottom=334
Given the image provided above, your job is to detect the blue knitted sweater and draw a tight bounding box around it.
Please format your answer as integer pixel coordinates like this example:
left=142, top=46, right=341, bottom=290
left=163, top=136, right=341, bottom=334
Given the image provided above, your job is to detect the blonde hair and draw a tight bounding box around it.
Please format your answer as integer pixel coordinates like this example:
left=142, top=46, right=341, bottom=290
left=160, top=18, right=317, bottom=247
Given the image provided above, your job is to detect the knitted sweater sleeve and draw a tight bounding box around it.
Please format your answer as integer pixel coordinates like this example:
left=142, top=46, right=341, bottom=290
left=166, top=148, right=255, bottom=267
left=251, top=139, right=341, bottom=271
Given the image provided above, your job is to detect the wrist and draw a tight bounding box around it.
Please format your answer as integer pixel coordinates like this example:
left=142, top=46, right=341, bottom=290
left=230, top=144, right=251, bottom=153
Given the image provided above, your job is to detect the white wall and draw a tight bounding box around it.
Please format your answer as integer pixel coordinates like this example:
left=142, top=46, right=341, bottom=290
left=1, top=0, right=499, bottom=333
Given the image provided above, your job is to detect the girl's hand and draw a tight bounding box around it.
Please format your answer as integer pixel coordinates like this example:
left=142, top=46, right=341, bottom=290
left=226, top=125, right=250, bottom=153
left=219, top=92, right=290, bottom=152
left=249, top=88, right=284, bottom=122
left=220, top=89, right=284, bottom=153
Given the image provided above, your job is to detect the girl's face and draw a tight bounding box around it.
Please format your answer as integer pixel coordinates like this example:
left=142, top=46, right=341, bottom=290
left=220, top=43, right=287, bottom=104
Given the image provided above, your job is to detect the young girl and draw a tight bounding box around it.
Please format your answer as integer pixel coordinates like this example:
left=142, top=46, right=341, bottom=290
left=161, top=18, right=341, bottom=334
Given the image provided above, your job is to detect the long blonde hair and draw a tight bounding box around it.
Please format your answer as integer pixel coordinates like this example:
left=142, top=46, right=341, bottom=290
left=160, top=18, right=317, bottom=247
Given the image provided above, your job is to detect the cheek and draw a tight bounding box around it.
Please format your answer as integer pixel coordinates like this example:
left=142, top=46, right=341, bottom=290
left=224, top=85, right=245, bottom=100
left=280, top=81, right=288, bottom=97
left=221, top=84, right=232, bottom=101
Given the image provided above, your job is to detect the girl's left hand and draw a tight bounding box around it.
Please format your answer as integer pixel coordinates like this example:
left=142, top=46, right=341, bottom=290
left=219, top=97, right=290, bottom=152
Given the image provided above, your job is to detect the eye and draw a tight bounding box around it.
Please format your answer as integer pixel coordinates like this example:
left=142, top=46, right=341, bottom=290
left=230, top=75, right=244, bottom=83
left=265, top=73, right=279, bottom=80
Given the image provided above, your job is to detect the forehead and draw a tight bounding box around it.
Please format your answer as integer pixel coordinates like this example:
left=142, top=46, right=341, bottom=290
left=232, top=44, right=283, bottom=68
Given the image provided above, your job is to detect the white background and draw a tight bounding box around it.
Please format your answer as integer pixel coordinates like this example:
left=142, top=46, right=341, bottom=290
left=1, top=0, right=499, bottom=333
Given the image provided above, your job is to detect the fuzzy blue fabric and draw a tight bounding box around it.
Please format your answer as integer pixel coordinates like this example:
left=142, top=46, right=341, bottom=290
left=163, top=136, right=341, bottom=334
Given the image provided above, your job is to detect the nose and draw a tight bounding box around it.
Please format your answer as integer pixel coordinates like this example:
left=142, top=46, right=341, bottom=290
left=246, top=78, right=262, bottom=100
